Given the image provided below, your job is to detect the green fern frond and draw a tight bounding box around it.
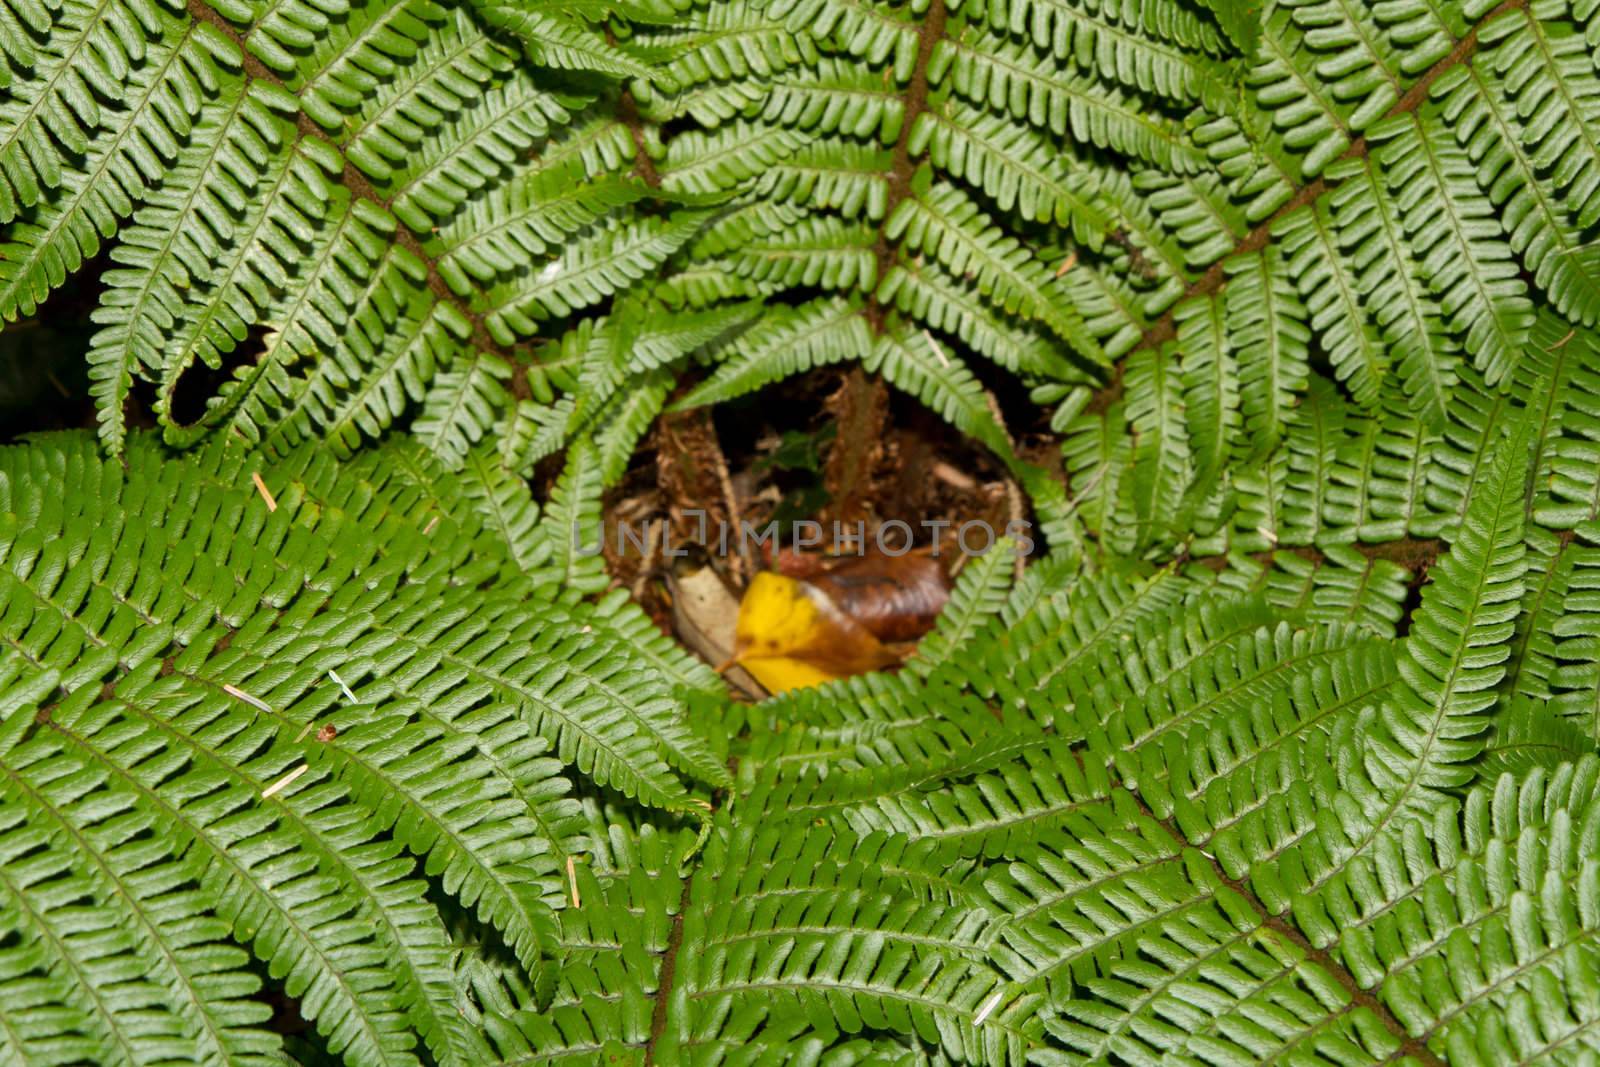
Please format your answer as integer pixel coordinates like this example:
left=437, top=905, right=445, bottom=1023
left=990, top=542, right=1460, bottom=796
left=1367, top=419, right=1530, bottom=796
left=483, top=211, right=708, bottom=343
left=1276, top=200, right=1388, bottom=406
left=0, top=16, right=228, bottom=322
left=932, top=30, right=1207, bottom=172
left=864, top=321, right=1017, bottom=460
left=384, top=84, right=586, bottom=233
left=674, top=294, right=869, bottom=408
left=412, top=351, right=513, bottom=470
left=764, top=0, right=921, bottom=77
left=12, top=0, right=1600, bottom=1059
left=887, top=178, right=1103, bottom=360
left=1372, top=111, right=1535, bottom=387
left=877, top=258, right=1088, bottom=380
left=464, top=0, right=651, bottom=77
left=1437, top=60, right=1600, bottom=329
left=912, top=98, right=1112, bottom=246
left=909, top=541, right=1018, bottom=675
left=1226, top=246, right=1310, bottom=454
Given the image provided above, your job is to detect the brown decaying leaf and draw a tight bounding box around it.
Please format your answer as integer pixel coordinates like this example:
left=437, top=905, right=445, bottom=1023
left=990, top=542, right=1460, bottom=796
left=726, top=551, right=952, bottom=694
left=807, top=551, right=949, bottom=644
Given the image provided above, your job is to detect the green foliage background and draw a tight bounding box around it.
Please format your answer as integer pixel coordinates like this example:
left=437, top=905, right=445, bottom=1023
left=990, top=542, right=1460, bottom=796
left=3, top=0, right=1600, bottom=1060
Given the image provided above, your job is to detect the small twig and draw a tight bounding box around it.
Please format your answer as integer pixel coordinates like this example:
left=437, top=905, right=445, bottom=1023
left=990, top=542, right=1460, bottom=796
left=1003, top=482, right=1025, bottom=581
left=222, top=683, right=271, bottom=712
left=982, top=390, right=1027, bottom=581
left=567, top=855, right=581, bottom=908
left=296, top=670, right=357, bottom=741
left=931, top=460, right=978, bottom=492
left=1068, top=462, right=1108, bottom=507
left=631, top=522, right=663, bottom=601
left=973, top=989, right=1004, bottom=1026
left=251, top=472, right=278, bottom=512
left=261, top=763, right=308, bottom=798
left=422, top=515, right=440, bottom=535
left=710, top=431, right=747, bottom=583
left=328, top=669, right=357, bottom=703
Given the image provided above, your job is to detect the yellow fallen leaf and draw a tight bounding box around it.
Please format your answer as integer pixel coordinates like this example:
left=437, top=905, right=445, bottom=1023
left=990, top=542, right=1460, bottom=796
left=733, top=654, right=842, bottom=696
left=732, top=572, right=899, bottom=694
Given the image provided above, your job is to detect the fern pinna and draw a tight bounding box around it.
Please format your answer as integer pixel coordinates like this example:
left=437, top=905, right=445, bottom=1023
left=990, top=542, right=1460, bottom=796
left=6, top=0, right=1600, bottom=1057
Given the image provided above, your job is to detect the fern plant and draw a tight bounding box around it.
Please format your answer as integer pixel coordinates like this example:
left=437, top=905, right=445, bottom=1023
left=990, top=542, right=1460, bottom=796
left=7, top=0, right=1600, bottom=1059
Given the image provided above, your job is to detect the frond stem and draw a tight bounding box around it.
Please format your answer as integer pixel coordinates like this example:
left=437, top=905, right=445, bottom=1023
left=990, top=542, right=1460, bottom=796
left=866, top=0, right=948, bottom=332
left=644, top=873, right=692, bottom=1064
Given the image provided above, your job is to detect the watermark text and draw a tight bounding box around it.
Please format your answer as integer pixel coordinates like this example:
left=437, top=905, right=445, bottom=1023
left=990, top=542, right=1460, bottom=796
left=574, top=512, right=1035, bottom=559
